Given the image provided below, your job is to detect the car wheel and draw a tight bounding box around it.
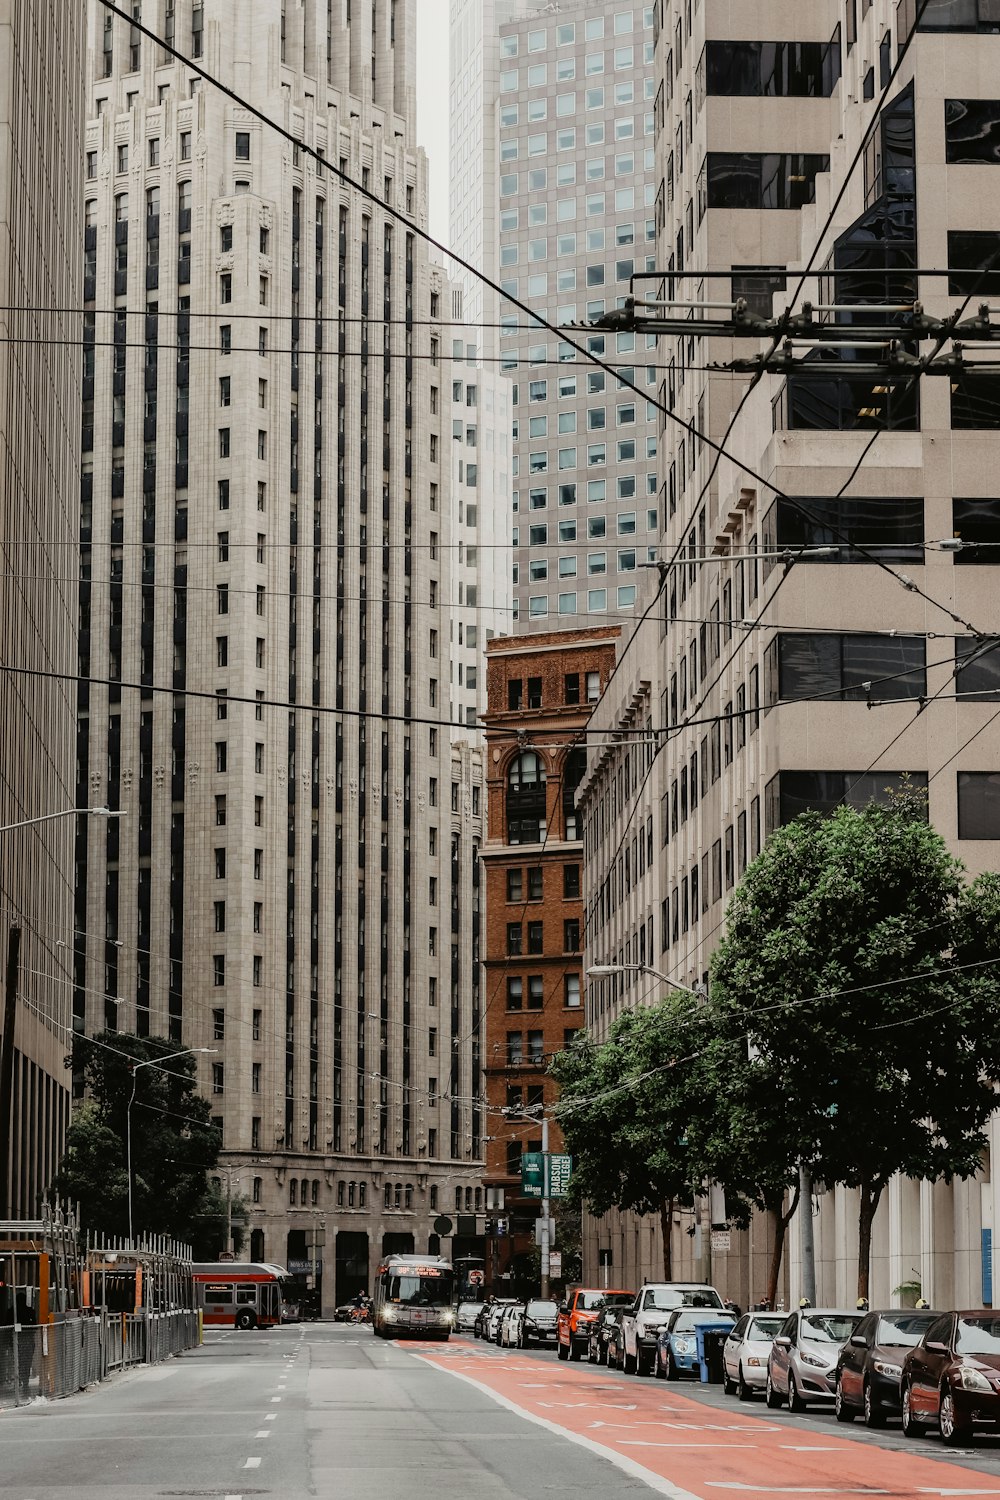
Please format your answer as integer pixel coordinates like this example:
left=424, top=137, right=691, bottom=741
left=787, top=1372, right=808, bottom=1414
left=834, top=1376, right=856, bottom=1423
left=655, top=1349, right=667, bottom=1380
left=557, top=1338, right=569, bottom=1361
left=598, top=1345, right=608, bottom=1366
left=235, top=1309, right=256, bottom=1331
left=623, top=1348, right=636, bottom=1375
left=570, top=1339, right=583, bottom=1362
left=722, top=1367, right=735, bottom=1396
left=863, top=1381, right=886, bottom=1429
left=666, top=1351, right=679, bottom=1383
left=901, top=1383, right=924, bottom=1439
left=738, top=1365, right=753, bottom=1402
left=939, top=1387, right=972, bottom=1448
left=765, top=1373, right=783, bottom=1410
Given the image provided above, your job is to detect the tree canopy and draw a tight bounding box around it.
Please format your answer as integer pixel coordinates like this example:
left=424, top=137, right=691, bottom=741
left=553, top=796, right=1000, bottom=1299
left=54, top=1032, right=230, bottom=1256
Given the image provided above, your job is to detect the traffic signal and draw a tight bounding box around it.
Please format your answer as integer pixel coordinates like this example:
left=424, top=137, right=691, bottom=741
left=496, top=1217, right=509, bottom=1238
left=484, top=1217, right=495, bottom=1236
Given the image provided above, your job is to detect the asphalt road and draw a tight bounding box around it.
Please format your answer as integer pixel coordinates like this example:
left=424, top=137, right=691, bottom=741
left=0, top=1323, right=655, bottom=1500
left=2, top=1325, right=1000, bottom=1499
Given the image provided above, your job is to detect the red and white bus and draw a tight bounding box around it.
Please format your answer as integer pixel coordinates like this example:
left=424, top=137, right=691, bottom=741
left=192, top=1262, right=290, bottom=1329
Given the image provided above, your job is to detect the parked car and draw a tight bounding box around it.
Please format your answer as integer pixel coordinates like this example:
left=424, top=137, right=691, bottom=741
left=723, top=1312, right=786, bottom=1399
left=558, top=1287, right=632, bottom=1362
left=902, top=1309, right=1000, bottom=1445
left=486, top=1299, right=517, bottom=1343
left=766, top=1308, right=864, bottom=1411
left=454, top=1300, right=481, bottom=1334
left=656, top=1307, right=736, bottom=1380
left=499, top=1303, right=523, bottom=1347
left=620, top=1283, right=725, bottom=1376
left=588, top=1297, right=633, bottom=1365
left=520, top=1298, right=559, bottom=1348
left=835, top=1308, right=936, bottom=1427
left=333, top=1302, right=355, bottom=1323
left=606, top=1313, right=627, bottom=1369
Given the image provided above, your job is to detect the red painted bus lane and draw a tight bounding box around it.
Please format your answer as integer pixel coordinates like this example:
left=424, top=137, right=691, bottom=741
left=409, top=1343, right=1000, bottom=1499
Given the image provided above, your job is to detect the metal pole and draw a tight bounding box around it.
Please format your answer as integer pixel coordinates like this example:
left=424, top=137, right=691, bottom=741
left=540, top=1113, right=550, bottom=1300
left=0, top=926, right=22, bottom=1218
left=226, top=1172, right=232, bottom=1253
left=799, top=1163, right=816, bottom=1305
left=127, top=1068, right=138, bottom=1243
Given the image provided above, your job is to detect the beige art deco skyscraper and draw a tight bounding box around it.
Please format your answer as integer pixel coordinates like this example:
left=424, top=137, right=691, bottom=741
left=78, top=0, right=483, bottom=1305
left=0, top=0, right=83, bottom=1216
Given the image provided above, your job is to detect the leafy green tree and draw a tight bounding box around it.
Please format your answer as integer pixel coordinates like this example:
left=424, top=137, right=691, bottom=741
left=54, top=1031, right=222, bottom=1252
left=711, top=797, right=1000, bottom=1299
left=551, top=997, right=705, bottom=1277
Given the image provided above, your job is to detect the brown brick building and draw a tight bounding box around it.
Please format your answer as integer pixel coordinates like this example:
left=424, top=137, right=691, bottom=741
left=481, top=627, right=620, bottom=1292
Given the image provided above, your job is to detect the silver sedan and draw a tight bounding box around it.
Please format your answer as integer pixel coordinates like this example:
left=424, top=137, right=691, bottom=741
left=767, top=1309, right=864, bottom=1412
left=723, top=1313, right=786, bottom=1399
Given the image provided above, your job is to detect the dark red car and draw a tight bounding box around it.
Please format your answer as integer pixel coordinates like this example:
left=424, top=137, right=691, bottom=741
left=901, top=1309, right=1000, bottom=1445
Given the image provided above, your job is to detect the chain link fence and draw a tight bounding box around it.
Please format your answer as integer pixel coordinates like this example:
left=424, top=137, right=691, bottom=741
left=0, top=1310, right=198, bottom=1408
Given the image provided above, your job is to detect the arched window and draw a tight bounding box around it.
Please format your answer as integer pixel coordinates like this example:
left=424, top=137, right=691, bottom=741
left=384, top=1182, right=391, bottom=1208
left=507, top=751, right=547, bottom=844
left=252, top=1176, right=262, bottom=1203
left=562, top=747, right=588, bottom=839
left=311, top=1180, right=319, bottom=1206
left=404, top=1184, right=413, bottom=1209
left=289, top=1179, right=297, bottom=1206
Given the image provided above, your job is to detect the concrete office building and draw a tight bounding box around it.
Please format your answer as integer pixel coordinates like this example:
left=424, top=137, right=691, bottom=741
left=77, top=0, right=483, bottom=1306
left=450, top=1, right=659, bottom=643
left=0, top=0, right=83, bottom=1216
left=580, top=0, right=1000, bottom=1308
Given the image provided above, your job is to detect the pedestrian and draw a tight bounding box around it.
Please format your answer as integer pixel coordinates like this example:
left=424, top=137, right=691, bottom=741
left=798, top=1297, right=811, bottom=1309
left=856, top=1297, right=869, bottom=1312
left=915, top=1297, right=930, bottom=1310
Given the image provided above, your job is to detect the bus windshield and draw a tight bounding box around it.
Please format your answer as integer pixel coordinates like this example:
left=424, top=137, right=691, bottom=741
left=388, top=1275, right=451, bottom=1307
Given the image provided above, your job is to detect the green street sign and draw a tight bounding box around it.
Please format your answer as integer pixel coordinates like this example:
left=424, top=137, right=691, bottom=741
left=547, top=1154, right=573, bottom=1199
left=521, top=1151, right=544, bottom=1198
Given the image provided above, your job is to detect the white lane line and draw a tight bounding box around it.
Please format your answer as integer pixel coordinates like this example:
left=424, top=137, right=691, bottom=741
left=254, top=1430, right=271, bottom=1438
left=243, top=1457, right=262, bottom=1469
left=264, top=1413, right=277, bottom=1421
left=620, top=1441, right=758, bottom=1450
left=270, top=1396, right=281, bottom=1402
left=410, top=1353, right=700, bottom=1500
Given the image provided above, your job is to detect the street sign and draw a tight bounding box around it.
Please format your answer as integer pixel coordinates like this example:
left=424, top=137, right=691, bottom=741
left=217, top=1251, right=234, bottom=1262
left=468, top=1269, right=484, bottom=1287
left=433, top=1215, right=454, bottom=1237
left=549, top=1251, right=562, bottom=1278
left=710, top=1230, right=731, bottom=1254
left=547, top=1154, right=573, bottom=1198
left=521, top=1151, right=544, bottom=1198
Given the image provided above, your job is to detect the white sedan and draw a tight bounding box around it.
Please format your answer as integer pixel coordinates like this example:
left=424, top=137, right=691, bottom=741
left=723, top=1313, right=786, bottom=1399
left=486, top=1300, right=516, bottom=1343
left=499, top=1304, right=523, bottom=1347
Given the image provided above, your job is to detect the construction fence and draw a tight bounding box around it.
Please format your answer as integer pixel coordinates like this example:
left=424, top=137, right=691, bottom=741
left=0, top=1308, right=199, bottom=1407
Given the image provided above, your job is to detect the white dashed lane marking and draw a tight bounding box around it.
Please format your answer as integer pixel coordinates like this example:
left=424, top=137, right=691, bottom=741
left=243, top=1457, right=261, bottom=1469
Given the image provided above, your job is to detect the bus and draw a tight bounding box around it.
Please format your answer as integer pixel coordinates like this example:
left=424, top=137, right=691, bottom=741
left=372, top=1254, right=455, bottom=1340
left=192, top=1262, right=290, bottom=1329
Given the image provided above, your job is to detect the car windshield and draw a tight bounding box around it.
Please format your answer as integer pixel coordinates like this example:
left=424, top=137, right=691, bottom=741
left=527, top=1301, right=557, bottom=1316
left=876, top=1313, right=934, bottom=1347
left=604, top=1292, right=635, bottom=1307
left=579, top=1292, right=605, bottom=1310
left=457, top=1302, right=478, bottom=1316
left=956, top=1317, right=1000, bottom=1355
left=748, top=1316, right=785, bottom=1341
left=672, top=1311, right=735, bottom=1333
left=802, top=1314, right=861, bottom=1344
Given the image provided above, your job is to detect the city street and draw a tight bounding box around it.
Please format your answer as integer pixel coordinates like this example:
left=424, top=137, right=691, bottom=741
left=2, top=1325, right=1000, bottom=1498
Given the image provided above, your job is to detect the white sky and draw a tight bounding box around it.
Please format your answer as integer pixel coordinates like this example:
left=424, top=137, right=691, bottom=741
left=415, top=0, right=452, bottom=247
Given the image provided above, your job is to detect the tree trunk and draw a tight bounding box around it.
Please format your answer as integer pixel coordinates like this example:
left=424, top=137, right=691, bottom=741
left=857, top=1180, right=884, bottom=1303
left=660, top=1197, right=675, bottom=1279
left=765, top=1181, right=802, bottom=1309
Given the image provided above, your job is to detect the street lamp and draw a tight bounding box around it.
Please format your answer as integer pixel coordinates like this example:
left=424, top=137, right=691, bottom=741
left=586, top=963, right=705, bottom=998
left=0, top=804, right=126, bottom=835
left=127, top=1047, right=215, bottom=1242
